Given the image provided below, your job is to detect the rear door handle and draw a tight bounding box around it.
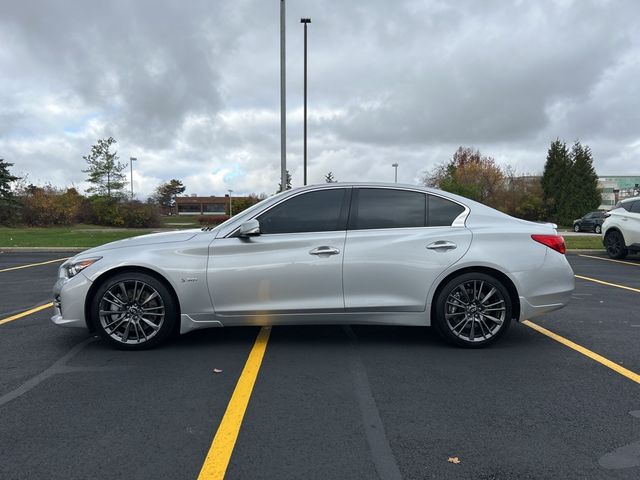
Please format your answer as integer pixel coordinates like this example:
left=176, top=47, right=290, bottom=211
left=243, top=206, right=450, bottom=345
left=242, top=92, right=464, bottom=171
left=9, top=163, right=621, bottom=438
left=426, top=241, right=457, bottom=251
left=309, top=246, right=340, bottom=256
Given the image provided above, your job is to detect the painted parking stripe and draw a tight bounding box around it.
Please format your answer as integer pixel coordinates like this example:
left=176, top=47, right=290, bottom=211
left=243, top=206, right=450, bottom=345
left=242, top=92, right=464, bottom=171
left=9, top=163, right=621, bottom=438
left=523, top=320, right=640, bottom=385
left=197, top=326, right=271, bottom=480
left=0, top=303, right=53, bottom=326
left=578, top=254, right=640, bottom=267
left=575, top=274, right=640, bottom=294
left=0, top=257, right=68, bottom=273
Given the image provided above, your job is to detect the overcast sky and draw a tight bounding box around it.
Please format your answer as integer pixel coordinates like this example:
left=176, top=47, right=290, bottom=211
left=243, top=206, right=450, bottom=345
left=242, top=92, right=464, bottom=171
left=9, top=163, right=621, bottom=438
left=1, top=0, right=639, bottom=198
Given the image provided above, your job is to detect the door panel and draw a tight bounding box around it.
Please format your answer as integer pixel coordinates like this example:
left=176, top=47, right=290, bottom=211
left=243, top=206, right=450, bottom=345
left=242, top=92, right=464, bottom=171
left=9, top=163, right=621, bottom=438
left=208, top=232, right=346, bottom=315
left=342, top=227, right=472, bottom=312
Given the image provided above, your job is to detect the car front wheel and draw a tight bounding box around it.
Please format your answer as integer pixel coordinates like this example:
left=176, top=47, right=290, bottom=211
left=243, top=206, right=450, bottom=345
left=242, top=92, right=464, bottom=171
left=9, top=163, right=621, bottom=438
left=91, top=272, right=178, bottom=350
left=594, top=225, right=602, bottom=234
left=604, top=231, right=628, bottom=259
left=433, top=272, right=512, bottom=348
left=574, top=224, right=580, bottom=232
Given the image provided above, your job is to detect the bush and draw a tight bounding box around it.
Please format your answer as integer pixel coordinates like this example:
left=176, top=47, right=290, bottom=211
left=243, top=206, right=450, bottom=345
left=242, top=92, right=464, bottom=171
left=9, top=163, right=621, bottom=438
left=19, top=186, right=83, bottom=226
left=87, top=197, right=161, bottom=228
left=122, top=201, right=161, bottom=228
left=198, top=215, right=230, bottom=226
left=88, top=196, right=125, bottom=227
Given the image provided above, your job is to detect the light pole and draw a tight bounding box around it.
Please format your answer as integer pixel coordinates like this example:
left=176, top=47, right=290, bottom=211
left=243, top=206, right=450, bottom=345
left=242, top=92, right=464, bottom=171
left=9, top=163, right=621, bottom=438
left=392, top=162, right=399, bottom=183
left=280, top=0, right=287, bottom=192
left=300, top=17, right=311, bottom=186
left=228, top=189, right=233, bottom=216
left=130, top=157, right=137, bottom=198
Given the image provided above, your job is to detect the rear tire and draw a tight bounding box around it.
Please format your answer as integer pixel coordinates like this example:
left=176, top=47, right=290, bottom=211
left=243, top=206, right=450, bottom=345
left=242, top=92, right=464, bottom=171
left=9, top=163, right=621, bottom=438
left=90, top=272, right=178, bottom=350
left=433, top=272, right=512, bottom=348
left=574, top=224, right=580, bottom=232
left=604, top=231, right=628, bottom=259
left=594, top=225, right=602, bottom=234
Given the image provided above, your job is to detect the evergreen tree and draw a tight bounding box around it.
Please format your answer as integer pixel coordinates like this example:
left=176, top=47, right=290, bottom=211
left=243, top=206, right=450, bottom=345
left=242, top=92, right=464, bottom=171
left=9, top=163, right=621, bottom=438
left=153, top=179, right=186, bottom=213
left=541, top=139, right=572, bottom=222
left=570, top=141, right=601, bottom=215
left=0, top=158, right=21, bottom=224
left=82, top=137, right=128, bottom=197
left=325, top=171, right=336, bottom=183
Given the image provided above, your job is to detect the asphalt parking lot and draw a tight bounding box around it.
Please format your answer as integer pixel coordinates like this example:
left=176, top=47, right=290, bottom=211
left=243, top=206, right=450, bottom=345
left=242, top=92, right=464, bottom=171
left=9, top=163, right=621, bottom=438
left=0, top=252, right=638, bottom=480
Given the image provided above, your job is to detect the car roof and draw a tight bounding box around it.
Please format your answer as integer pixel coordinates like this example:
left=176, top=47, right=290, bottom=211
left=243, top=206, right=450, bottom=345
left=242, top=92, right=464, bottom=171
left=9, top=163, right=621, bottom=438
left=620, top=196, right=640, bottom=204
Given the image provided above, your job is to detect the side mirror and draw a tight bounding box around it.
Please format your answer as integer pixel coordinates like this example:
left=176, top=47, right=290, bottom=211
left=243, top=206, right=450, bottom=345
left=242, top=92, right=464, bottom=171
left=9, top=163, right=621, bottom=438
left=238, top=219, right=261, bottom=238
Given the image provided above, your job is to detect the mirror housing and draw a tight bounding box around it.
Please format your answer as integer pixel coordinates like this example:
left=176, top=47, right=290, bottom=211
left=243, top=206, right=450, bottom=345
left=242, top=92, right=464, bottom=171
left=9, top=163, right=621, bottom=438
left=238, top=219, right=261, bottom=238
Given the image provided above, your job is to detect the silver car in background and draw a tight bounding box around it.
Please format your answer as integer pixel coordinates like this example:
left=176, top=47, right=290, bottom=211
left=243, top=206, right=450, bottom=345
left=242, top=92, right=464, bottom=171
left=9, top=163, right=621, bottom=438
left=52, top=183, right=574, bottom=349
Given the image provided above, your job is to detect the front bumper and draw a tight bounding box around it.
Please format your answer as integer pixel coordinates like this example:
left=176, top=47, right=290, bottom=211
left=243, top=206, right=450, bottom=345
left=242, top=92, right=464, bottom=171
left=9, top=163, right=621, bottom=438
left=51, top=273, right=93, bottom=329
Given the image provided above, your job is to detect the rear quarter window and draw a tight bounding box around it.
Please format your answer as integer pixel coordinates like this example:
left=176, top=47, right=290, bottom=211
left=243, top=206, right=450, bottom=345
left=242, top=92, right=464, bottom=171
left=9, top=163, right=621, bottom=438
left=428, top=195, right=465, bottom=227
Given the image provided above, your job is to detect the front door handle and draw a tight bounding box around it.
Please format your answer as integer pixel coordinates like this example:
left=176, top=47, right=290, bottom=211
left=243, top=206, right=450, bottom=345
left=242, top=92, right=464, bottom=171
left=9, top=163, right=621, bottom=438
left=309, top=246, right=340, bottom=256
left=426, top=241, right=457, bottom=251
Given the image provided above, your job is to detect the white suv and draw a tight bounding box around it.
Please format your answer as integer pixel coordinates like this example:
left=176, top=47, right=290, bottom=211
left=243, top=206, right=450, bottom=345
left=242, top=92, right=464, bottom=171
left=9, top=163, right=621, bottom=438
left=602, top=196, right=640, bottom=259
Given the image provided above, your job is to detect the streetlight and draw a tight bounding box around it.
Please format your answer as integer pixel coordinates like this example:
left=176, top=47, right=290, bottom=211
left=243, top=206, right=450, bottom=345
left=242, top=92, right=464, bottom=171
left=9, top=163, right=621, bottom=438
left=300, top=17, right=311, bottom=186
left=280, top=0, right=287, bottom=192
left=392, top=163, right=399, bottom=183
left=228, top=189, right=234, bottom=216
left=130, top=157, right=137, bottom=198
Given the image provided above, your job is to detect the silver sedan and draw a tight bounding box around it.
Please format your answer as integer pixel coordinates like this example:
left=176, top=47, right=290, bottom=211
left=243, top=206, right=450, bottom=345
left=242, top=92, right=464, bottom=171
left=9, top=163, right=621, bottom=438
left=52, top=183, right=574, bottom=349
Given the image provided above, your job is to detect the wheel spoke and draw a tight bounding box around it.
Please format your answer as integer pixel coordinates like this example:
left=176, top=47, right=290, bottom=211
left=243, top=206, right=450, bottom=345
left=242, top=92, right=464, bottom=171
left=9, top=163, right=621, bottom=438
left=480, top=287, right=496, bottom=305
left=119, top=282, right=130, bottom=302
left=141, top=318, right=160, bottom=331
left=105, top=291, right=125, bottom=306
left=141, top=291, right=159, bottom=306
left=480, top=312, right=503, bottom=325
left=121, top=320, right=132, bottom=342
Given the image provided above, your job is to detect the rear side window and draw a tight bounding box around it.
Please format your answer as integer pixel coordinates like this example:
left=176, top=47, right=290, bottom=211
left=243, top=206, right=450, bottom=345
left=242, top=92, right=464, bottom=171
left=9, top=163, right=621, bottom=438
left=630, top=201, right=640, bottom=214
left=349, top=188, right=426, bottom=230
left=258, top=189, right=347, bottom=234
left=428, top=195, right=465, bottom=226
left=622, top=202, right=634, bottom=212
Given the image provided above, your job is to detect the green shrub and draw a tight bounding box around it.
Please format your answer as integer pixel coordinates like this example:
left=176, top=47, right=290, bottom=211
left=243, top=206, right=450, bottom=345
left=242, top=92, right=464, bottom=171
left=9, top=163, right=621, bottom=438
left=122, top=201, right=161, bottom=228
left=198, top=215, right=230, bottom=226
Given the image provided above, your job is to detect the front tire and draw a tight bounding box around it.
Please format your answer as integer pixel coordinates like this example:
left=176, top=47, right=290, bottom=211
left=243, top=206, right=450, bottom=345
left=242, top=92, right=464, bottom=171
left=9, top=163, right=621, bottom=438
left=433, top=273, right=512, bottom=348
left=574, top=224, right=580, bottom=232
left=594, top=225, right=602, bottom=234
left=604, top=231, right=628, bottom=259
left=90, top=272, right=178, bottom=350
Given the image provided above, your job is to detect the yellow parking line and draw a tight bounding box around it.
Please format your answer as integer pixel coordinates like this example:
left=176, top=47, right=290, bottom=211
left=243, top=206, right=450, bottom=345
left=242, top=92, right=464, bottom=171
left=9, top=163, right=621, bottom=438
left=523, top=320, right=640, bottom=385
left=0, top=257, right=68, bottom=273
left=575, top=274, right=640, bottom=294
left=197, top=326, right=272, bottom=480
left=0, top=302, right=53, bottom=326
left=578, top=254, right=640, bottom=267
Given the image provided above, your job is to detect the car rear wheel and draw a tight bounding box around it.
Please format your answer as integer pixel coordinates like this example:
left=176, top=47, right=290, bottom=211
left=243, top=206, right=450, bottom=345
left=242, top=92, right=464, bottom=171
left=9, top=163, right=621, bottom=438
left=604, top=231, right=628, bottom=259
left=91, top=272, right=178, bottom=350
left=433, top=272, right=512, bottom=348
left=573, top=224, right=580, bottom=232
left=594, top=225, right=602, bottom=234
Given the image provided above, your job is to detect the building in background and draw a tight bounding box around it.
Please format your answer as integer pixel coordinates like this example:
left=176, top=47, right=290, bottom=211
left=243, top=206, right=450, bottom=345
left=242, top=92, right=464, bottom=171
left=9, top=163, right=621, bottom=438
left=175, top=194, right=249, bottom=216
left=598, top=176, right=640, bottom=209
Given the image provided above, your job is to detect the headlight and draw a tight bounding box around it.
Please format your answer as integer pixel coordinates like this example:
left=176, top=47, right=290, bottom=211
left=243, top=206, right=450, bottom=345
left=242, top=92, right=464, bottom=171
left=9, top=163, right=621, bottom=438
left=65, top=257, right=102, bottom=278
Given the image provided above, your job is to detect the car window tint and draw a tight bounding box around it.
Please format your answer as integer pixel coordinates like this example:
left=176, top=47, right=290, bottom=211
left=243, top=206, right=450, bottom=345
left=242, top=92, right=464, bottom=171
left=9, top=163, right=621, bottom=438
left=428, top=195, right=465, bottom=227
left=350, top=189, right=426, bottom=230
left=257, top=189, right=346, bottom=234
left=622, top=202, right=634, bottom=212
left=630, top=201, right=640, bottom=214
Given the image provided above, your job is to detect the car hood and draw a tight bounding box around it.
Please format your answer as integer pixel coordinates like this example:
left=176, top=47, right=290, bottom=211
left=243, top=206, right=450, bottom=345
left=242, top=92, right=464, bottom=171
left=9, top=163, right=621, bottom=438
left=80, top=229, right=201, bottom=255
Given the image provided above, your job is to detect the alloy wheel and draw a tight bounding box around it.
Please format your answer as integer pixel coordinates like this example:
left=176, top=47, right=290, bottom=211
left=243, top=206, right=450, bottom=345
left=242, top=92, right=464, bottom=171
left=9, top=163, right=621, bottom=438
left=98, top=280, right=165, bottom=345
left=444, top=280, right=507, bottom=343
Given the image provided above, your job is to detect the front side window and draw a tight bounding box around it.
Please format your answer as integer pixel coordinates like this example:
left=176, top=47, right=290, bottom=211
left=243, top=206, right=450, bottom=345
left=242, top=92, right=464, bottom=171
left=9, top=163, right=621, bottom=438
left=257, top=189, right=347, bottom=234
left=349, top=188, right=426, bottom=230
left=428, top=195, right=465, bottom=227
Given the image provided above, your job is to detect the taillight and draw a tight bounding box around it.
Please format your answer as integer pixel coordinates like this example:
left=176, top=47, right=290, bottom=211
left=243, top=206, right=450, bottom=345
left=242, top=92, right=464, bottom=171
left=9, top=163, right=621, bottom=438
left=531, top=234, right=566, bottom=254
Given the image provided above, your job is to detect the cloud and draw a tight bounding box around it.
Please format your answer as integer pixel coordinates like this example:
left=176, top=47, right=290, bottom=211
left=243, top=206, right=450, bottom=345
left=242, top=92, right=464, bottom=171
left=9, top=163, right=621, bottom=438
left=1, top=0, right=639, bottom=198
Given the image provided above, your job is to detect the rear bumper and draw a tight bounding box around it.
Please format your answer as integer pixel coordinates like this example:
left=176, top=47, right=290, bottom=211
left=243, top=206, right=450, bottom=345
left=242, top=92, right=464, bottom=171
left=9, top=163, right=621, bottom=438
left=51, top=273, right=92, bottom=329
left=514, top=250, right=575, bottom=321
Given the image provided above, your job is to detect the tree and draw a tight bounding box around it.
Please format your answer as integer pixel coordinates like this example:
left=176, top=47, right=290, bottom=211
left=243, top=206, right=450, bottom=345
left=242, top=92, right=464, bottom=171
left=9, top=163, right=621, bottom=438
left=570, top=141, right=601, bottom=214
left=230, top=193, right=267, bottom=216
left=277, top=170, right=292, bottom=192
left=154, top=179, right=186, bottom=214
left=82, top=137, right=128, bottom=197
left=541, top=139, right=572, bottom=222
left=423, top=147, right=505, bottom=208
left=325, top=171, right=337, bottom=183
left=0, top=158, right=21, bottom=224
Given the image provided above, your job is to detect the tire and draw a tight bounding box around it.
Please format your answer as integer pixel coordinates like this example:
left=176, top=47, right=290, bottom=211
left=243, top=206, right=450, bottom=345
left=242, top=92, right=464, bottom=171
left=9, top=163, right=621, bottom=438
left=433, top=272, right=512, bottom=348
left=604, top=231, right=628, bottom=260
left=574, top=224, right=580, bottom=232
left=90, top=271, right=178, bottom=350
left=594, top=225, right=602, bottom=234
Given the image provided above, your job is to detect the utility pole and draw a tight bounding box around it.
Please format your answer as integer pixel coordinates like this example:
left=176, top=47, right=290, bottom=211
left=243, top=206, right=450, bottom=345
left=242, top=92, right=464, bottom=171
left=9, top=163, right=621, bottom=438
left=301, top=18, right=311, bottom=185
left=280, top=0, right=287, bottom=192
left=228, top=189, right=233, bottom=216
left=130, top=157, right=137, bottom=197
left=392, top=163, right=398, bottom=183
